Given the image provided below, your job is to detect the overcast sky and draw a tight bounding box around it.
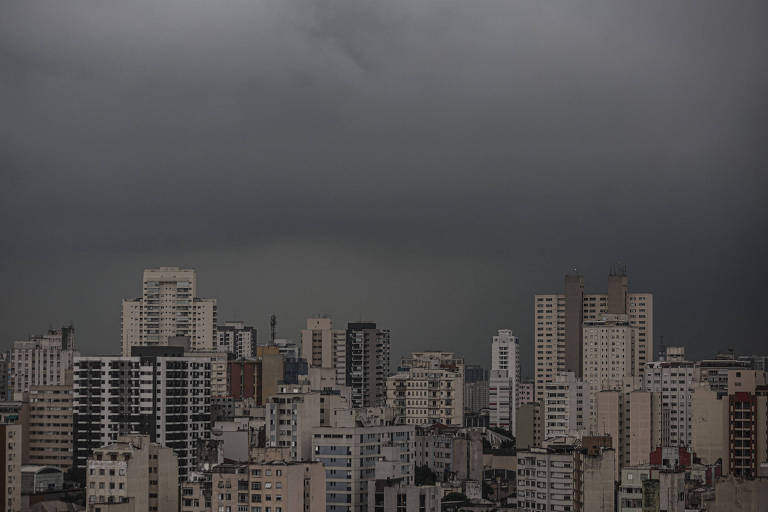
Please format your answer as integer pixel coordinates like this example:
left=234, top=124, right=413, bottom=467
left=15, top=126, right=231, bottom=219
left=1, top=0, right=766, bottom=374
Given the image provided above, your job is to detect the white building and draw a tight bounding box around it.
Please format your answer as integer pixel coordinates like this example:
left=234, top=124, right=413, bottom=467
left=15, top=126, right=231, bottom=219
left=534, top=270, right=652, bottom=403
left=544, top=372, right=590, bottom=440
left=312, top=418, right=414, bottom=512
left=264, top=383, right=349, bottom=461
left=215, top=321, right=257, bottom=359
left=121, top=267, right=217, bottom=355
left=642, top=358, right=696, bottom=448
left=386, top=351, right=464, bottom=426
left=489, top=329, right=520, bottom=434
left=9, top=325, right=78, bottom=395
left=73, top=349, right=211, bottom=480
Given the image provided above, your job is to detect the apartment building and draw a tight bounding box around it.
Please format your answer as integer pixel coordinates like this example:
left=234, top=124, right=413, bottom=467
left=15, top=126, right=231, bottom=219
left=595, top=389, right=661, bottom=479
left=544, top=372, right=590, bottom=440
left=516, top=402, right=542, bottom=450
left=516, top=439, right=615, bottom=512
left=264, top=383, right=349, bottom=461
left=73, top=348, right=211, bottom=479
left=228, top=353, right=285, bottom=405
left=121, top=267, right=217, bottom=355
left=642, top=358, right=696, bottom=448
left=618, top=466, right=685, bottom=512
left=489, top=330, right=520, bottom=434
left=85, top=434, right=177, bottom=512
left=27, top=385, right=73, bottom=470
left=0, top=423, right=21, bottom=512
left=386, top=351, right=464, bottom=426
left=583, top=314, right=639, bottom=430
left=345, top=322, right=390, bottom=408
left=534, top=268, right=652, bottom=403
left=211, top=459, right=326, bottom=512
left=413, top=425, right=483, bottom=482
left=9, top=325, right=78, bottom=395
left=216, top=321, right=257, bottom=359
left=312, top=418, right=414, bottom=512
left=726, top=370, right=768, bottom=478
left=368, top=478, right=440, bottom=512
left=464, top=365, right=489, bottom=413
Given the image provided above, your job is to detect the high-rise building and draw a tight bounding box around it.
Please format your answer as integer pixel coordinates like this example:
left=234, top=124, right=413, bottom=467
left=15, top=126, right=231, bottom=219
left=726, top=370, right=768, bottom=479
left=386, top=352, right=464, bottom=426
left=301, top=317, right=348, bottom=388
left=345, top=322, right=390, bottom=408
left=0, top=356, right=8, bottom=401
left=215, top=321, right=257, bottom=359
left=464, top=365, right=489, bottom=413
left=27, top=385, right=73, bottom=470
left=489, top=330, right=520, bottom=434
left=9, top=325, right=78, bottom=395
left=516, top=439, right=615, bottom=512
left=228, top=351, right=284, bottom=405
left=583, top=314, right=639, bottom=430
left=312, top=419, right=414, bottom=512
left=85, top=434, right=178, bottom=512
left=642, top=356, right=696, bottom=448
left=544, top=372, right=590, bottom=440
left=534, top=268, right=652, bottom=403
left=121, top=267, right=217, bottom=355
left=264, top=383, right=349, bottom=462
left=518, top=381, right=534, bottom=405
left=0, top=422, right=21, bottom=512
left=73, top=348, right=212, bottom=480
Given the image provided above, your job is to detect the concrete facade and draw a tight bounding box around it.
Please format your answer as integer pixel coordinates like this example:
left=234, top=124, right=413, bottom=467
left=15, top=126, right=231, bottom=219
left=534, top=271, right=652, bottom=403
left=489, top=330, right=520, bottom=434
left=9, top=326, right=77, bottom=396
left=121, top=267, right=217, bottom=355
left=0, top=423, right=22, bottom=512
left=544, top=372, right=590, bottom=440
left=85, top=434, right=178, bottom=512
left=386, top=351, right=464, bottom=427
left=27, top=385, right=73, bottom=470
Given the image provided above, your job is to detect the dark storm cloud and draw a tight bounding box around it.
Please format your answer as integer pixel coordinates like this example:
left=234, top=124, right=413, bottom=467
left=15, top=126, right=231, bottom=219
left=1, top=0, right=767, bottom=370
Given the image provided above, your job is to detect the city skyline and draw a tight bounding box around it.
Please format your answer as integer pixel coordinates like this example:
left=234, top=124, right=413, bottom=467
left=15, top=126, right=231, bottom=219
left=2, top=0, right=767, bottom=375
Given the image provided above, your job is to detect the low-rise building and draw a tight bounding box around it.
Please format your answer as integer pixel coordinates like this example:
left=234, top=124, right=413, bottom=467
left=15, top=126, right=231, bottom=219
left=85, top=434, right=178, bottom=512
left=211, top=459, right=326, bottom=512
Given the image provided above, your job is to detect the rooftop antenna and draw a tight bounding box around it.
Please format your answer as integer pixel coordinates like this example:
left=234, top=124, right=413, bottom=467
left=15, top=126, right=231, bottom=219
left=270, top=314, right=277, bottom=344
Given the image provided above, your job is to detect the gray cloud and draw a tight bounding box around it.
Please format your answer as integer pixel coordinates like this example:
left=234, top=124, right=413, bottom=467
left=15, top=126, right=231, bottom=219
left=1, top=0, right=766, bottom=372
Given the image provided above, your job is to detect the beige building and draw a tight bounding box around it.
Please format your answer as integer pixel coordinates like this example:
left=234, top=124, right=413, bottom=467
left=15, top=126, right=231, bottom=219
left=386, top=351, right=464, bottom=426
left=9, top=326, right=77, bottom=395
left=516, top=402, right=542, bottom=450
left=0, top=423, right=22, bottom=512
left=534, top=269, right=652, bottom=403
left=595, top=389, right=660, bottom=479
left=691, top=382, right=729, bottom=474
left=86, top=434, right=178, bottom=512
left=544, top=372, right=590, bottom=440
left=121, top=267, right=217, bottom=355
left=583, top=314, right=639, bottom=431
left=27, top=385, right=73, bottom=470
left=300, top=317, right=346, bottom=386
left=211, top=459, right=326, bottom=512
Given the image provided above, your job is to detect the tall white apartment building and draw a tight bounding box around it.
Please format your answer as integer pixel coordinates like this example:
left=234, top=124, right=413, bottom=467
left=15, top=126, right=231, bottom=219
left=9, top=325, right=78, bottom=395
left=215, top=321, right=257, bottom=358
left=489, top=330, right=520, bottom=434
left=544, top=372, right=591, bottom=440
left=642, top=357, right=696, bottom=448
left=73, top=348, right=211, bottom=480
left=386, top=351, right=464, bottom=426
left=121, top=267, right=217, bottom=355
left=312, top=419, right=414, bottom=512
left=534, top=268, right=652, bottom=403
